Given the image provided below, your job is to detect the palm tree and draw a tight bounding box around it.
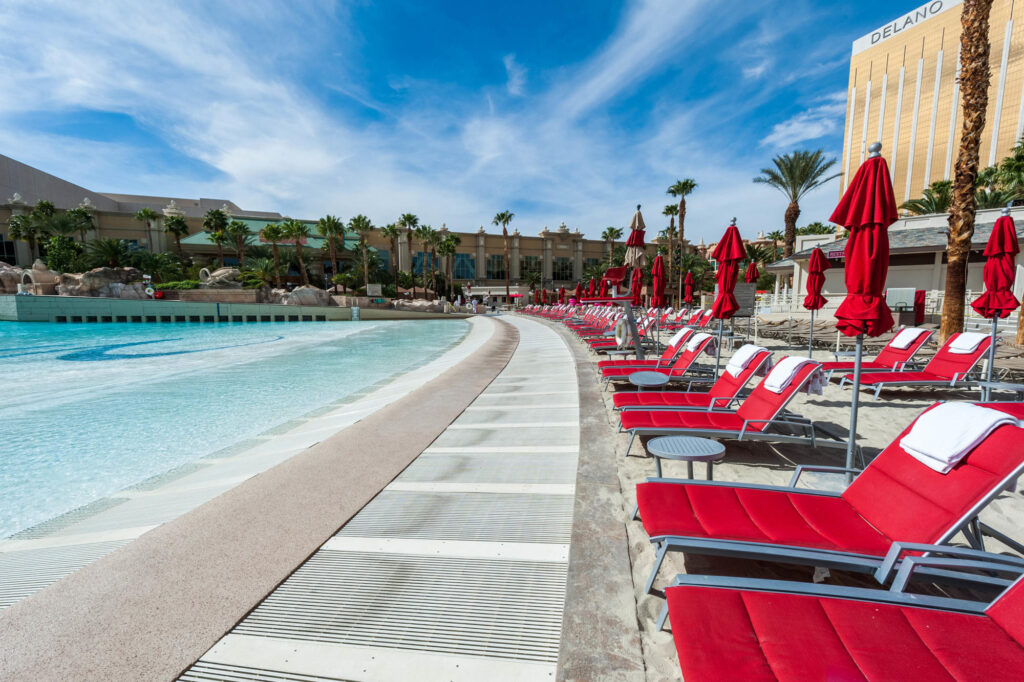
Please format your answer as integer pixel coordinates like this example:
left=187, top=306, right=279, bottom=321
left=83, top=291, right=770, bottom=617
left=133, top=207, right=159, bottom=249
left=348, top=214, right=375, bottom=290
left=261, top=222, right=286, bottom=288
left=976, top=186, right=1021, bottom=209
left=942, top=0, right=995, bottom=342
left=662, top=204, right=678, bottom=302
left=281, top=218, right=312, bottom=286
left=88, top=238, right=130, bottom=267
left=380, top=222, right=400, bottom=281
left=8, top=214, right=43, bottom=260
left=667, top=179, right=697, bottom=300
left=997, top=137, right=1024, bottom=192
left=492, top=210, right=514, bottom=299
left=202, top=208, right=230, bottom=267
left=900, top=180, right=953, bottom=216
left=426, top=226, right=443, bottom=295
left=601, top=226, right=623, bottom=266
left=245, top=257, right=277, bottom=285
left=398, top=213, right=419, bottom=296
left=438, top=233, right=461, bottom=295
left=414, top=223, right=435, bottom=297
left=317, top=214, right=345, bottom=283
left=164, top=215, right=190, bottom=258
left=753, top=151, right=839, bottom=257
left=226, top=220, right=253, bottom=267
left=64, top=207, right=94, bottom=242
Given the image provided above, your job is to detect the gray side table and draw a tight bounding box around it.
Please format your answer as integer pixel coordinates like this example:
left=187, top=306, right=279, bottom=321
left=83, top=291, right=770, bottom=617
left=646, top=436, right=726, bottom=478
left=629, top=371, right=670, bottom=391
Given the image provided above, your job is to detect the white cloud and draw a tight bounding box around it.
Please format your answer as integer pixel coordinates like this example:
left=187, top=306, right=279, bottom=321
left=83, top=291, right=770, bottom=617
left=743, top=60, right=770, bottom=79
left=760, top=92, right=847, bottom=149
left=503, top=54, right=526, bottom=96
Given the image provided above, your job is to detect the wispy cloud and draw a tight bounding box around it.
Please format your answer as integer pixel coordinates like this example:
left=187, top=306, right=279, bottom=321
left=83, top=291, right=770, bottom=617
left=760, top=92, right=847, bottom=149
left=503, top=54, right=526, bottom=96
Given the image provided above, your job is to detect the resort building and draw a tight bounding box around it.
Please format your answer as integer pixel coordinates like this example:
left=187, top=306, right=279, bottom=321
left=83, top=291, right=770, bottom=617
left=842, top=0, right=1024, bottom=202
left=0, top=154, right=649, bottom=296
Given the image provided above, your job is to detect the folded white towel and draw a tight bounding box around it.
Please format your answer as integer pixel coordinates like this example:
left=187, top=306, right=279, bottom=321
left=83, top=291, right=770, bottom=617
left=891, top=327, right=927, bottom=350
left=686, top=332, right=714, bottom=353
left=949, top=332, right=989, bottom=354
left=726, top=345, right=769, bottom=378
left=666, top=329, right=690, bottom=348
left=703, top=309, right=713, bottom=318
left=764, top=356, right=817, bottom=394
left=900, top=403, right=1017, bottom=474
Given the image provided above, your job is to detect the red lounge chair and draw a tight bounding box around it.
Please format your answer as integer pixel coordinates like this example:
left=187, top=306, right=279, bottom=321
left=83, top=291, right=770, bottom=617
left=635, top=403, right=1024, bottom=595
left=619, top=360, right=829, bottom=454
left=662, top=570, right=1024, bottom=682
left=843, top=331, right=992, bottom=399
left=612, top=348, right=773, bottom=411
left=601, top=334, right=716, bottom=388
left=597, top=329, right=694, bottom=371
left=822, top=327, right=934, bottom=380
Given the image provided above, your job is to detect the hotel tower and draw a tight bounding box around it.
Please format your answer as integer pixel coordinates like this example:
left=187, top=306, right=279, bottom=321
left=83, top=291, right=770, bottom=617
left=842, top=0, right=1024, bottom=201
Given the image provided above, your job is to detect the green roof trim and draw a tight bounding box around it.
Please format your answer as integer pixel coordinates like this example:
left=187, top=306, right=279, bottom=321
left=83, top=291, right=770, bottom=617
left=179, top=218, right=377, bottom=253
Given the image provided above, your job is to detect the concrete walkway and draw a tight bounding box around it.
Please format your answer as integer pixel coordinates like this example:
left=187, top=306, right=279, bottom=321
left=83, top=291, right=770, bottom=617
left=182, top=316, right=580, bottom=681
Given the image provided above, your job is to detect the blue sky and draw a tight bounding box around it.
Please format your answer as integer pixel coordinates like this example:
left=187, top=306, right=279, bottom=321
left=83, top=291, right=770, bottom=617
left=0, top=0, right=904, bottom=243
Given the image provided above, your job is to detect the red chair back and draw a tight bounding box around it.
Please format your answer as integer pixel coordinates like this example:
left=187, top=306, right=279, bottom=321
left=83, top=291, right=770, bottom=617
left=874, top=329, right=934, bottom=368
left=988, top=576, right=1024, bottom=645
left=922, top=332, right=993, bottom=379
left=668, top=336, right=715, bottom=376
left=706, top=350, right=773, bottom=406
left=735, top=360, right=821, bottom=430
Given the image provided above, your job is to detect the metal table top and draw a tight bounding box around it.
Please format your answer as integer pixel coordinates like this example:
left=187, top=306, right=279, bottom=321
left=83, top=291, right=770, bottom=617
left=628, top=371, right=671, bottom=388
left=647, top=436, right=726, bottom=461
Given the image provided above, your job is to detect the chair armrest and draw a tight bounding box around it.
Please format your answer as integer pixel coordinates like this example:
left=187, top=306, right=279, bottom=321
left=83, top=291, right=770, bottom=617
left=788, top=465, right=862, bottom=488
left=890, top=555, right=1024, bottom=592
left=833, top=351, right=858, bottom=360
left=705, top=396, right=741, bottom=411
left=875, top=541, right=1024, bottom=586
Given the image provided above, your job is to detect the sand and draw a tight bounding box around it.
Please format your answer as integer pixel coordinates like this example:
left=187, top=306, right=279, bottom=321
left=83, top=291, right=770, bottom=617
left=592, top=334, right=1024, bottom=681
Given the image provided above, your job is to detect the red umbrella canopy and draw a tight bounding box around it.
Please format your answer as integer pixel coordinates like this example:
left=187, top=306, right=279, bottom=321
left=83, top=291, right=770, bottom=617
left=587, top=277, right=596, bottom=297
left=830, top=149, right=898, bottom=337
left=683, top=271, right=694, bottom=303
left=541, top=289, right=547, bottom=304
left=624, top=205, right=648, bottom=269
left=710, top=221, right=746, bottom=319
left=803, top=248, right=831, bottom=311
left=972, top=214, right=1020, bottom=319
left=630, top=267, right=643, bottom=306
left=650, top=254, right=666, bottom=308
left=599, top=276, right=609, bottom=298
left=744, top=261, right=759, bottom=283
left=574, top=282, right=583, bottom=301
left=559, top=286, right=566, bottom=304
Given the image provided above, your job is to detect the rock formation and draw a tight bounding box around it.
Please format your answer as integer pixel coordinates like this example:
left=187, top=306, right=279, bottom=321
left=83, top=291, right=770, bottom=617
left=0, top=262, right=24, bottom=294
left=56, top=267, right=144, bottom=298
left=200, top=267, right=242, bottom=289
left=282, top=285, right=330, bottom=306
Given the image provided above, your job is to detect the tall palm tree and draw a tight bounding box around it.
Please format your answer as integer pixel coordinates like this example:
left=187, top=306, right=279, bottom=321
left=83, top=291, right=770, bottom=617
left=261, top=222, right=286, bottom=288
left=317, top=214, right=345, bottom=283
left=281, top=218, right=312, bottom=286
left=493, top=211, right=514, bottom=299
left=753, top=151, right=839, bottom=257
left=900, top=180, right=953, bottom=216
left=414, top=223, right=435, bottom=297
left=438, top=233, right=461, bottom=294
left=601, top=226, right=623, bottom=266
left=202, top=208, right=230, bottom=267
left=667, top=179, right=697, bottom=300
left=226, top=220, right=253, bottom=267
left=133, top=207, right=159, bottom=249
left=380, top=223, right=400, bottom=281
left=88, top=238, right=130, bottom=267
left=426, top=226, right=443, bottom=295
left=8, top=214, right=44, bottom=260
left=348, top=214, right=375, bottom=290
left=399, top=213, right=419, bottom=297
left=943, top=0, right=995, bottom=342
left=662, top=204, right=678, bottom=302
left=65, top=207, right=94, bottom=242
left=163, top=215, right=190, bottom=258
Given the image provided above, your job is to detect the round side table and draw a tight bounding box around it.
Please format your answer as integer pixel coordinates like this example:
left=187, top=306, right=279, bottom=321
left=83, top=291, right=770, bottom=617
left=629, top=371, right=670, bottom=391
left=646, top=435, right=726, bottom=478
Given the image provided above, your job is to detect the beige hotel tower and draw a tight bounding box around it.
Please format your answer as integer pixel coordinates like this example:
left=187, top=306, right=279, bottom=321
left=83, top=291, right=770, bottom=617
left=842, top=0, right=1024, bottom=201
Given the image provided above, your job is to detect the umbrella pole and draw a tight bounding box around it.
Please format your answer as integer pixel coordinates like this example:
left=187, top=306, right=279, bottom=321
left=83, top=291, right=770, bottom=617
left=714, top=319, right=724, bottom=381
left=845, top=333, right=864, bottom=483
left=984, top=316, right=998, bottom=401
left=808, top=308, right=815, bottom=358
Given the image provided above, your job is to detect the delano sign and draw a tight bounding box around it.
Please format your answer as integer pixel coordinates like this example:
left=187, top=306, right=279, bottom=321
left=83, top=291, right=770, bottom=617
left=852, top=0, right=962, bottom=55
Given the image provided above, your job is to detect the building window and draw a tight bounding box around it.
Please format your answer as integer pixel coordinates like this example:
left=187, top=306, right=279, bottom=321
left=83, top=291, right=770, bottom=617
left=553, top=257, right=572, bottom=281
left=520, top=255, right=541, bottom=276
left=453, top=253, right=475, bottom=279
left=0, top=233, right=16, bottom=265
left=377, top=251, right=389, bottom=272
left=486, top=254, right=506, bottom=279
left=585, top=257, right=602, bottom=270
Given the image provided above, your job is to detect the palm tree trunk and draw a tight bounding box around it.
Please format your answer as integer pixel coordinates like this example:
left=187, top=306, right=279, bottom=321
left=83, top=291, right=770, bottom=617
left=175, top=235, right=184, bottom=259
left=941, top=0, right=994, bottom=343
left=330, top=242, right=339, bottom=289
left=408, top=234, right=416, bottom=299
left=272, top=244, right=282, bottom=288
left=217, top=244, right=225, bottom=268
left=678, top=198, right=688, bottom=301
left=296, top=245, right=308, bottom=285
left=237, top=238, right=245, bottom=268
left=362, top=242, right=369, bottom=290
left=390, top=238, right=397, bottom=282
left=668, top=216, right=675, bottom=305
left=503, top=234, right=510, bottom=300
left=783, top=202, right=800, bottom=258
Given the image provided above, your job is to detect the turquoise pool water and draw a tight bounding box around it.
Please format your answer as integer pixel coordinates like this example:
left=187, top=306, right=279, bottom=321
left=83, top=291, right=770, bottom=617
left=0, top=320, right=468, bottom=539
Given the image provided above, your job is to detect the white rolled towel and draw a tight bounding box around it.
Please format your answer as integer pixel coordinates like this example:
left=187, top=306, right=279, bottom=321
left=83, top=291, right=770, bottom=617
left=666, top=329, right=690, bottom=348
left=900, top=403, right=1018, bottom=474
left=726, top=345, right=770, bottom=378
left=763, top=356, right=819, bottom=394
left=686, top=332, right=714, bottom=353
left=891, top=327, right=927, bottom=350
left=949, top=332, right=989, bottom=354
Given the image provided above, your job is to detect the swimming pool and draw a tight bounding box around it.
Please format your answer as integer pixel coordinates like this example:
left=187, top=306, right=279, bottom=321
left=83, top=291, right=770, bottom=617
left=0, top=320, right=468, bottom=539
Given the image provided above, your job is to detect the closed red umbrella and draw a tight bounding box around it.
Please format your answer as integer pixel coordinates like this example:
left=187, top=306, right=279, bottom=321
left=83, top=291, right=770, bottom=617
left=624, top=205, right=647, bottom=269
left=599, top=276, right=609, bottom=299
left=650, top=254, right=666, bottom=308
left=972, top=211, right=1020, bottom=398
left=744, top=261, right=759, bottom=284
left=803, top=247, right=831, bottom=357
left=829, top=141, right=898, bottom=476
left=559, top=286, right=565, bottom=304
left=683, top=272, right=694, bottom=304
left=630, top=267, right=643, bottom=307
left=710, top=220, right=746, bottom=319
left=541, top=289, right=547, bottom=305
left=587, top=277, right=596, bottom=298
left=574, top=281, right=583, bottom=302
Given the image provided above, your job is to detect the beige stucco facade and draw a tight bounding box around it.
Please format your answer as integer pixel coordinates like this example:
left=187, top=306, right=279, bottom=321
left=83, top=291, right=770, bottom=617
left=843, top=0, right=1024, bottom=202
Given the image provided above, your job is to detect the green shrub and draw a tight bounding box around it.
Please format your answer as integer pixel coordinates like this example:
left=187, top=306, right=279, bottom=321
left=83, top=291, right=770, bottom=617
left=155, top=279, right=202, bottom=290
left=44, top=235, right=88, bottom=273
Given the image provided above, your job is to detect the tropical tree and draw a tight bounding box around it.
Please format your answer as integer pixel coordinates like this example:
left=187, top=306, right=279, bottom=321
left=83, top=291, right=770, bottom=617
left=662, top=204, right=678, bottom=300
left=667, top=179, right=697, bottom=300
left=348, top=214, right=375, bottom=290
left=281, top=218, right=312, bottom=286
left=226, top=220, right=253, bottom=267
left=164, top=215, right=190, bottom=258
left=745, top=243, right=774, bottom=266
left=87, top=238, right=130, bottom=267
left=260, top=222, right=286, bottom=288
left=797, top=221, right=837, bottom=235
left=244, top=257, right=277, bottom=285
left=753, top=150, right=839, bottom=257
left=63, top=207, right=94, bottom=242
left=398, top=213, right=419, bottom=296
left=8, top=214, right=45, bottom=260
left=493, top=210, right=514, bottom=299
left=601, top=226, right=623, bottom=265
left=997, top=137, right=1024, bottom=192
left=202, top=208, right=230, bottom=267
left=413, top=223, right=434, bottom=296
left=437, top=233, right=461, bottom=295
left=317, top=214, right=345, bottom=282
left=380, top=222, right=400, bottom=281
left=134, top=207, right=159, bottom=248
left=900, top=180, right=953, bottom=216
left=942, top=0, right=995, bottom=342
left=976, top=186, right=1021, bottom=209
left=208, top=229, right=231, bottom=267
left=426, top=226, right=444, bottom=295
